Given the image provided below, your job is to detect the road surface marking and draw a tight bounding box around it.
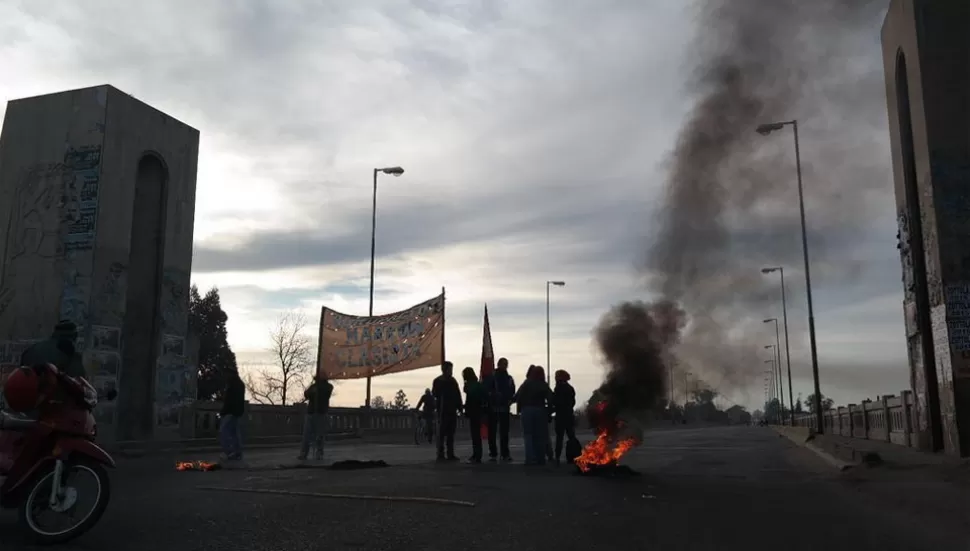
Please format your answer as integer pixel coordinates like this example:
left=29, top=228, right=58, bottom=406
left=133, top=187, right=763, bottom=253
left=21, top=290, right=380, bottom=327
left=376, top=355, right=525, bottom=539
left=196, top=486, right=476, bottom=507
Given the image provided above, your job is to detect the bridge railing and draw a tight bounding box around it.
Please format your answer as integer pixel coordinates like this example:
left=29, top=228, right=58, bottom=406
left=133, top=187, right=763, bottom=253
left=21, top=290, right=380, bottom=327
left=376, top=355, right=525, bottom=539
left=788, top=390, right=915, bottom=447
left=187, top=401, right=475, bottom=440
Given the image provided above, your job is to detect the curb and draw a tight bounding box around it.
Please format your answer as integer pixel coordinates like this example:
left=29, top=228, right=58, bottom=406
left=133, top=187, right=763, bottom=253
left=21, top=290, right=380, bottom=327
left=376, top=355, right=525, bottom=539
left=771, top=426, right=854, bottom=471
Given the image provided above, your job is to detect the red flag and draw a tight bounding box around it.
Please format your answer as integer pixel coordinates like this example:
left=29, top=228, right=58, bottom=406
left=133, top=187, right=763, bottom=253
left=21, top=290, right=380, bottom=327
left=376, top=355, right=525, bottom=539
left=479, top=304, right=494, bottom=439
left=480, top=304, right=495, bottom=381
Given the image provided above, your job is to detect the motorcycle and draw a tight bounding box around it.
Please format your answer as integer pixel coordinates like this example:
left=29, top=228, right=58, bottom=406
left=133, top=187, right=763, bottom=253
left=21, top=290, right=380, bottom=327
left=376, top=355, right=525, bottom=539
left=0, top=364, right=117, bottom=545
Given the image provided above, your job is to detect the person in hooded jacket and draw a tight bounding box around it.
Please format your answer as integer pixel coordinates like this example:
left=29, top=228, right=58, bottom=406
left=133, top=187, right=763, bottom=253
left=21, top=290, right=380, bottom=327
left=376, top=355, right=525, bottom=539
left=432, top=361, right=463, bottom=461
left=483, top=357, right=516, bottom=461
left=19, top=320, right=85, bottom=380
left=513, top=365, right=553, bottom=466
left=552, top=369, right=577, bottom=465
left=461, top=367, right=487, bottom=463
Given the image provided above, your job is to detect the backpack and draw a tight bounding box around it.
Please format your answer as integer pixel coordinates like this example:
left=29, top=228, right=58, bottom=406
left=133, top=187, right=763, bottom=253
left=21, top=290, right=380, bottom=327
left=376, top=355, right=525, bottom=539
left=565, top=436, right=583, bottom=464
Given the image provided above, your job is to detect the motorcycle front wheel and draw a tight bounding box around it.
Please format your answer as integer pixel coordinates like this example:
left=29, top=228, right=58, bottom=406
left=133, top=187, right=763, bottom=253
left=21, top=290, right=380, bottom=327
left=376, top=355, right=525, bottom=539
left=18, top=459, right=111, bottom=545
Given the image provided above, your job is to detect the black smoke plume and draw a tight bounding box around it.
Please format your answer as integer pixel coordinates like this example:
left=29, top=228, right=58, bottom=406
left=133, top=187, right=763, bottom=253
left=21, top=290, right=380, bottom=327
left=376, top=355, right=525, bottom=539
left=595, top=1, right=891, bottom=409
left=591, top=300, right=686, bottom=431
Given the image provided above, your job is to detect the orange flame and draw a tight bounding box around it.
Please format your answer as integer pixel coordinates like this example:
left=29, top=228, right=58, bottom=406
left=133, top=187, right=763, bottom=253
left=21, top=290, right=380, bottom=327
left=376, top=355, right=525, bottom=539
left=574, top=432, right=637, bottom=472
left=176, top=460, right=219, bottom=472
left=575, top=400, right=638, bottom=472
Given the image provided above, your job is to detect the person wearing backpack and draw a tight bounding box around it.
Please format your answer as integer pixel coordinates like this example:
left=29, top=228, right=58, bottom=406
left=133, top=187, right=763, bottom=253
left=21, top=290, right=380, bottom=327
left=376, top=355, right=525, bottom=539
left=483, top=357, right=516, bottom=461
left=299, top=373, right=334, bottom=461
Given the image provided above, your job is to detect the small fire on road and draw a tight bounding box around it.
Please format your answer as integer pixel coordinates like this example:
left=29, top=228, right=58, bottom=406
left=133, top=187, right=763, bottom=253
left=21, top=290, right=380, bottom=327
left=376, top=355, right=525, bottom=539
left=574, top=401, right=640, bottom=474
left=176, top=460, right=221, bottom=472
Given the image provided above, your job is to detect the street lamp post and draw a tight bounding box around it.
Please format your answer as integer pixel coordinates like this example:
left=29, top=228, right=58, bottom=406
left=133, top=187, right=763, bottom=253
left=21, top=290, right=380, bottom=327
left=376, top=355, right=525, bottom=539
left=764, top=318, right=786, bottom=425
left=365, top=166, right=405, bottom=408
left=684, top=371, right=692, bottom=411
left=762, top=266, right=795, bottom=426
left=763, top=368, right=775, bottom=424
left=546, top=280, right=565, bottom=385
left=765, top=360, right=778, bottom=424
left=764, top=346, right=784, bottom=419
left=756, top=119, right=823, bottom=432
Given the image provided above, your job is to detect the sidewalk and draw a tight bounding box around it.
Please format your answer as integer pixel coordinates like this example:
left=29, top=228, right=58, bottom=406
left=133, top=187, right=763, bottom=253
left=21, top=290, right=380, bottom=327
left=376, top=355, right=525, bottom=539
left=773, top=425, right=970, bottom=535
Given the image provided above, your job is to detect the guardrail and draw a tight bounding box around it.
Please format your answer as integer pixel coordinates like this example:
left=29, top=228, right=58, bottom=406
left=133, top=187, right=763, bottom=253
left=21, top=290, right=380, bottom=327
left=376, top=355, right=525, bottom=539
left=787, top=390, right=915, bottom=447
left=186, top=401, right=479, bottom=440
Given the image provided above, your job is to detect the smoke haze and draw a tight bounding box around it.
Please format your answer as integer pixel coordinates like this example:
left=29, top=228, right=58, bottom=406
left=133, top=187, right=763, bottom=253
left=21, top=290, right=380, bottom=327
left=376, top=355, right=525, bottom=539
left=593, top=0, right=893, bottom=411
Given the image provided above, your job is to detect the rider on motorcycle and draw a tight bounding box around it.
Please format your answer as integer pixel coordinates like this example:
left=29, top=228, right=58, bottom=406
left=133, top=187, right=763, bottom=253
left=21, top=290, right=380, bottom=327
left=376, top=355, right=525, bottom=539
left=19, top=320, right=87, bottom=381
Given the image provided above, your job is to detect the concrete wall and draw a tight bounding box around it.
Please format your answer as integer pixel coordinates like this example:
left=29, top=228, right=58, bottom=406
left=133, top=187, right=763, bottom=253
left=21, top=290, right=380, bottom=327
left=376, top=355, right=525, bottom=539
left=882, top=0, right=970, bottom=456
left=0, top=85, right=199, bottom=443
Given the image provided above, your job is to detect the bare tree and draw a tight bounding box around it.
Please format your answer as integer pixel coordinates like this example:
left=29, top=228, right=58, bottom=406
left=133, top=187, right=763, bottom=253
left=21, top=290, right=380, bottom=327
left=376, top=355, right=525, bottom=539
left=244, top=311, right=314, bottom=406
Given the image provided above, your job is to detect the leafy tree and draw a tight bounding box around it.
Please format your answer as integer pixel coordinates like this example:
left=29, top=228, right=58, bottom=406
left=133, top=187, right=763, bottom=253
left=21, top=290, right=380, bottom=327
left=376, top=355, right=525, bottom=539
left=804, top=393, right=834, bottom=414
left=371, top=396, right=388, bottom=409
left=392, top=389, right=409, bottom=410
left=793, top=394, right=804, bottom=414
left=189, top=285, right=238, bottom=400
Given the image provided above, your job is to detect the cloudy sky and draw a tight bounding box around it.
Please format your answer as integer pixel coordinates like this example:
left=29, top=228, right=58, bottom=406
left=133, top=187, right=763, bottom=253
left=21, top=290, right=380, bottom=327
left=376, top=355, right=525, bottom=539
left=0, top=0, right=907, bottom=411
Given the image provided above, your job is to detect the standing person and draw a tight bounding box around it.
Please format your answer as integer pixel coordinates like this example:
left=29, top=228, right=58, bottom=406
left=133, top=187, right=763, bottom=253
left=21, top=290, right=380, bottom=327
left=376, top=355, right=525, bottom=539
left=513, top=365, right=553, bottom=466
left=219, top=366, right=246, bottom=463
left=432, top=361, right=462, bottom=461
left=414, top=388, right=436, bottom=443
left=483, top=357, right=516, bottom=462
left=298, top=373, right=333, bottom=461
left=552, top=369, right=577, bottom=465
left=461, top=367, right=487, bottom=463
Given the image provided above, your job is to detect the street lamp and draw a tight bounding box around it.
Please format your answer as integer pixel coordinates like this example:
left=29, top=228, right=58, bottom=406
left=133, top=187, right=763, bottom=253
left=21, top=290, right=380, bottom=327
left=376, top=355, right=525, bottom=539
left=366, top=166, right=405, bottom=408
left=764, top=318, right=786, bottom=425
left=762, top=266, right=795, bottom=426
left=756, top=119, right=823, bottom=433
left=546, top=280, right=565, bottom=384
left=764, top=345, right=784, bottom=417
left=764, top=360, right=777, bottom=424
left=763, top=368, right=775, bottom=424
left=684, top=371, right=692, bottom=410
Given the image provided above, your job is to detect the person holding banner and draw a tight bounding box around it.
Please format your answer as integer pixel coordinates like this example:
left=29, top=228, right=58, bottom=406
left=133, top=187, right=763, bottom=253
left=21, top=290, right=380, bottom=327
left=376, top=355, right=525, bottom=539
left=432, top=361, right=462, bottom=461
left=461, top=367, right=487, bottom=463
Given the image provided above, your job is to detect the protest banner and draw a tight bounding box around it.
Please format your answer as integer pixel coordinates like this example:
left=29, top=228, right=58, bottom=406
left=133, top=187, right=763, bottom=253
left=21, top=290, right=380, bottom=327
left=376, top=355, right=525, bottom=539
left=317, top=291, right=445, bottom=380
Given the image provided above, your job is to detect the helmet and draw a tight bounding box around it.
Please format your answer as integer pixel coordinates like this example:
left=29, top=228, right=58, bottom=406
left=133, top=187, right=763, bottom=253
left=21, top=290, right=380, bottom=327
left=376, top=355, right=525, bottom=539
left=3, top=367, right=42, bottom=413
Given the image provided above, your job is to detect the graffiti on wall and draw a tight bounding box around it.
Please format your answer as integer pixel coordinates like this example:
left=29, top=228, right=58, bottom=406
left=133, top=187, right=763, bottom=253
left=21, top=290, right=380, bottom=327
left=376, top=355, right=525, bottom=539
left=82, top=324, right=121, bottom=426
left=156, top=334, right=194, bottom=428
left=90, top=262, right=127, bottom=327
left=943, top=284, right=970, bottom=353
left=932, top=162, right=970, bottom=276
left=59, top=267, right=93, bottom=331
left=0, top=145, right=103, bottom=339
left=160, top=268, right=189, bottom=335
left=62, top=147, right=101, bottom=253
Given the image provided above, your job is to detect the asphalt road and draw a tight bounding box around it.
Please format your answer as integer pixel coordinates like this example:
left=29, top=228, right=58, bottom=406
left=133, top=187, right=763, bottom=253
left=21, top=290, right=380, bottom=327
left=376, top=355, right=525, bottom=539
left=1, top=426, right=964, bottom=550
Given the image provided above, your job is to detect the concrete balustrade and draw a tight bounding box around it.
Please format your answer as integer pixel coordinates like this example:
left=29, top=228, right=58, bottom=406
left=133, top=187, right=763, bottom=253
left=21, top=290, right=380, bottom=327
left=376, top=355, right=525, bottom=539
left=788, top=390, right=916, bottom=447
left=186, top=401, right=450, bottom=439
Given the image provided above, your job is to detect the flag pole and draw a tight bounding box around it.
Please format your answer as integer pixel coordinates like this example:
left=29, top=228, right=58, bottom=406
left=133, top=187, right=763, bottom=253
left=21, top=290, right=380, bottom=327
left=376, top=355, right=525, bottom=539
left=440, top=287, right=446, bottom=363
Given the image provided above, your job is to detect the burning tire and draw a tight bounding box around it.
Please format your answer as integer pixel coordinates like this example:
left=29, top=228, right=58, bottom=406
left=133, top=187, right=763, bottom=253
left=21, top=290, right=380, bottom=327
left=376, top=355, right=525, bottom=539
left=18, top=459, right=111, bottom=545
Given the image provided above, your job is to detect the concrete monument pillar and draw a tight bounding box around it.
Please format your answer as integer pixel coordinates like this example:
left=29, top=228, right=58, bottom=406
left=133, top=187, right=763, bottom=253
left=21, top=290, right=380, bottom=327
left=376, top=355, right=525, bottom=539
left=882, top=0, right=970, bottom=456
left=0, top=85, right=199, bottom=443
